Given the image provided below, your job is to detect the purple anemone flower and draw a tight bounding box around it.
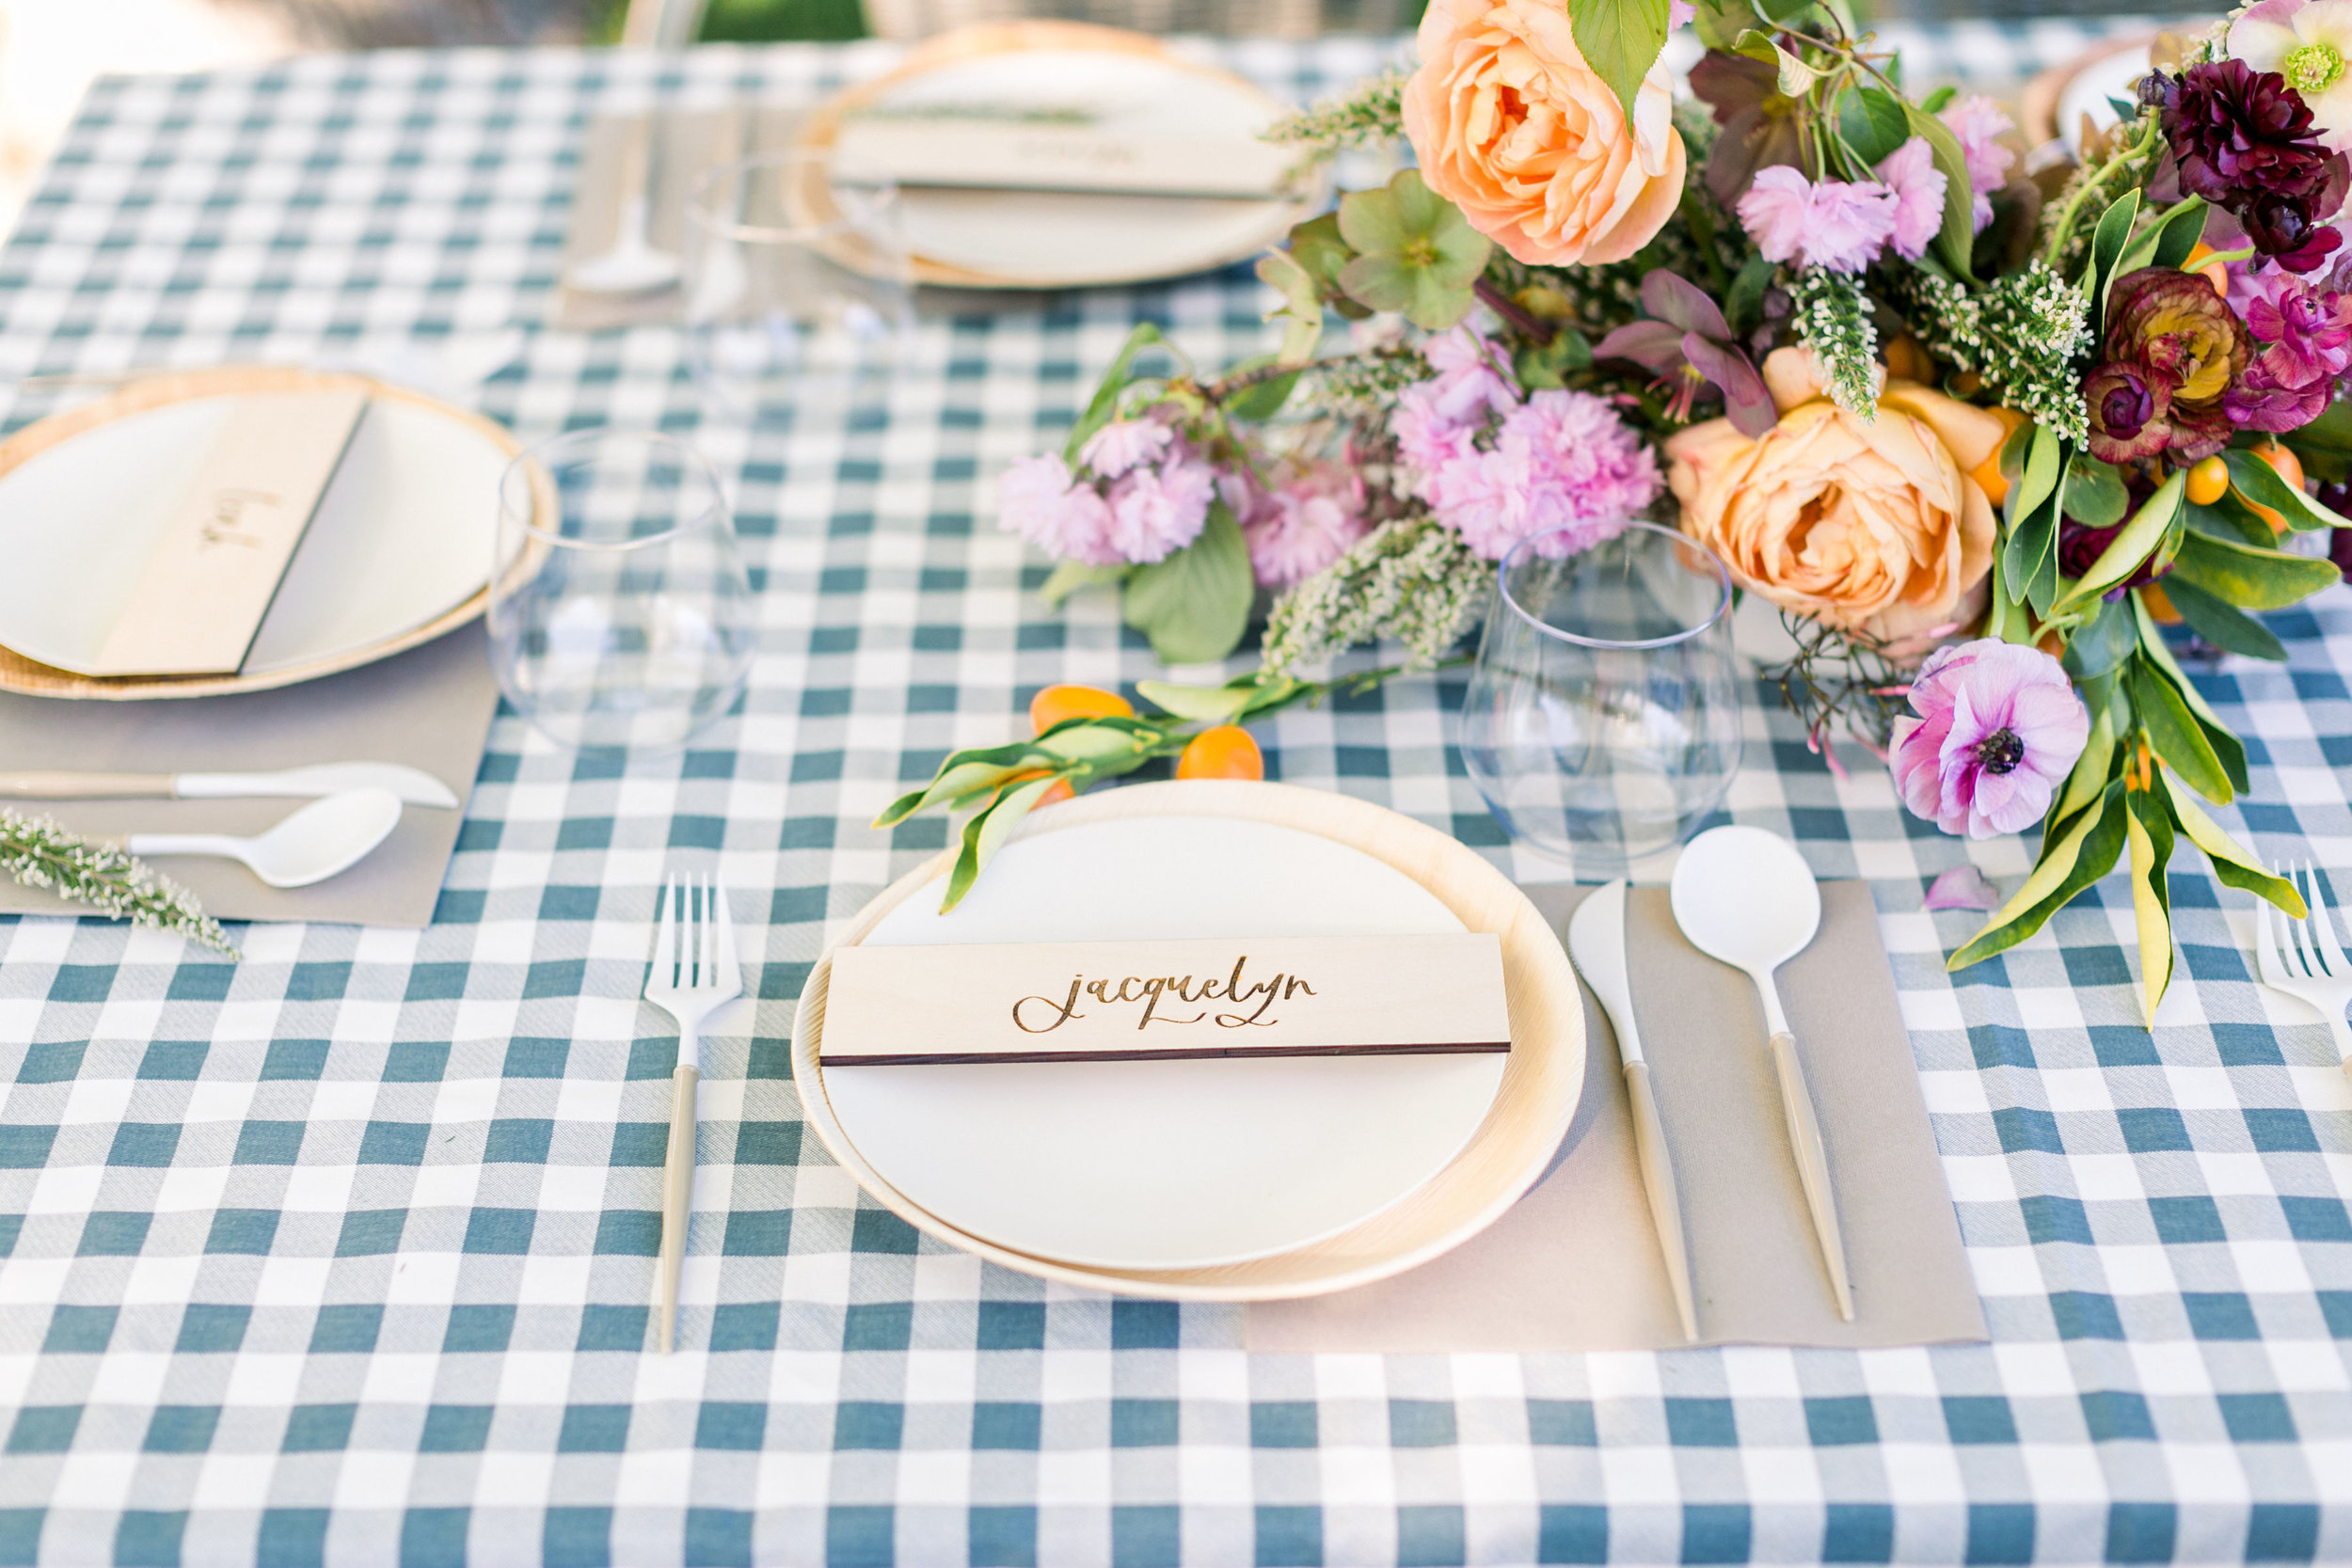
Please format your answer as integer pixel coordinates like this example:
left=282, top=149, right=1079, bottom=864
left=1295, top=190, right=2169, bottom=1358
left=1888, top=641, right=2091, bottom=840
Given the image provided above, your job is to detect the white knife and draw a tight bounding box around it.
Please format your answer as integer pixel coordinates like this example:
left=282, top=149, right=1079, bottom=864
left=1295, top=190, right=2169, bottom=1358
left=1566, top=879, right=1701, bottom=1342
left=0, top=763, right=458, bottom=809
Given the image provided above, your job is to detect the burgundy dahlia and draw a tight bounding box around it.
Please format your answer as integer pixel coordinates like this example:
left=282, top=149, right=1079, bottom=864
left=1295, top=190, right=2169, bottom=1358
left=2083, top=359, right=2178, bottom=464
left=2145, top=60, right=2351, bottom=267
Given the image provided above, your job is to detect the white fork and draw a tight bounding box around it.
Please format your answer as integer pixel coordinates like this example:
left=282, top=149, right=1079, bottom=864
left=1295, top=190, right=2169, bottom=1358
left=2253, top=860, right=2352, bottom=1082
left=643, top=872, right=743, bottom=1352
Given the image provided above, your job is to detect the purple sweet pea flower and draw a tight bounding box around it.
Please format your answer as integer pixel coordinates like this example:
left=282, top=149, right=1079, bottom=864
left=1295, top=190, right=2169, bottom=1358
left=1734, top=166, right=1898, bottom=275
left=1888, top=640, right=2090, bottom=840
left=1593, top=269, right=1777, bottom=436
left=1874, top=136, right=1948, bottom=261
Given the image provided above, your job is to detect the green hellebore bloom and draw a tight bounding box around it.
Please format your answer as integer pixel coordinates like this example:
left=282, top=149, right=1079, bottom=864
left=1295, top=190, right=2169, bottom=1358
left=1334, top=169, right=1491, bottom=331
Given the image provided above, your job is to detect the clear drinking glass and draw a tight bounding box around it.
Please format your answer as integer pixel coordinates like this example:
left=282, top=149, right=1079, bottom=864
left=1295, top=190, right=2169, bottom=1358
left=1460, top=520, right=1743, bottom=868
left=490, top=430, right=754, bottom=754
left=682, top=149, right=914, bottom=421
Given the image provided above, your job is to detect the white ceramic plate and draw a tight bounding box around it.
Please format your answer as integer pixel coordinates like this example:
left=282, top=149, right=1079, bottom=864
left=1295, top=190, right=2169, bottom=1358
left=820, top=815, right=1512, bottom=1271
left=0, top=385, right=510, bottom=678
left=800, top=28, right=1321, bottom=289
left=2057, top=43, right=2153, bottom=159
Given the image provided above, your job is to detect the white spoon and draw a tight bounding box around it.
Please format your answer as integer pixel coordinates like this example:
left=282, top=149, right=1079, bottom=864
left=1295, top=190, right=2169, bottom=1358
left=1667, top=824, right=1854, bottom=1322
left=124, top=788, right=404, bottom=889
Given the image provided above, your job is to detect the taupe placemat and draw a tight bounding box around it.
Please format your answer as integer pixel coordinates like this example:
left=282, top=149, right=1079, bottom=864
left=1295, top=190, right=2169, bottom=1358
left=0, top=626, right=498, bottom=929
left=1247, top=881, right=1986, bottom=1352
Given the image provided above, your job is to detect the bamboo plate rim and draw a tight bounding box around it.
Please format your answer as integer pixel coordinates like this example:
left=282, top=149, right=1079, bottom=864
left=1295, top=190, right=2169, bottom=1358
left=785, top=21, right=1327, bottom=291
left=790, top=779, right=1587, bottom=1302
left=0, top=364, right=542, bottom=701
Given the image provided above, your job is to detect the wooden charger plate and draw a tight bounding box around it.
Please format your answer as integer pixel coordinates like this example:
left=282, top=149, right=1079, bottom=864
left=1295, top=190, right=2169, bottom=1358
left=0, top=364, right=540, bottom=701
left=792, top=779, right=1587, bottom=1301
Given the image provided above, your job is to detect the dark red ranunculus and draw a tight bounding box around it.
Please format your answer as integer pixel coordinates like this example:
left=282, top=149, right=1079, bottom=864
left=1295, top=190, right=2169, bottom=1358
left=2083, top=360, right=2178, bottom=464
left=2143, top=61, right=2351, bottom=265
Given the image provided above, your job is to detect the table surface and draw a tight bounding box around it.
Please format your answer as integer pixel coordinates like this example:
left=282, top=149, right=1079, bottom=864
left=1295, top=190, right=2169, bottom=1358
left=2, top=22, right=2347, bottom=1568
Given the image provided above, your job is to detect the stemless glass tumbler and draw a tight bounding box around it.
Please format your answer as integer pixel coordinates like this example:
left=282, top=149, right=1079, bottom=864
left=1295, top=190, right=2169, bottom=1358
left=490, top=430, right=754, bottom=754
left=1461, top=520, right=1743, bottom=868
left=682, top=149, right=914, bottom=421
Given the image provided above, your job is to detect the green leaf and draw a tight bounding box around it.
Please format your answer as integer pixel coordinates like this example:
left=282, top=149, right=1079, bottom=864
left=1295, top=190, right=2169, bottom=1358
left=1065, top=323, right=1170, bottom=463
left=2183, top=491, right=2280, bottom=547
left=1725, top=251, right=1775, bottom=338
left=2065, top=455, right=2130, bottom=529
left=2154, top=576, right=2288, bottom=660
left=2085, top=189, right=2141, bottom=335
left=1288, top=212, right=1357, bottom=290
left=1219, top=354, right=1303, bottom=420
left=1255, top=253, right=1325, bottom=367
left=2159, top=767, right=2307, bottom=916
left=2050, top=705, right=2118, bottom=831
left=2124, top=783, right=2176, bottom=1026
left=2222, top=449, right=2350, bottom=532
left=2151, top=196, right=2208, bottom=271
left=1838, top=85, right=1910, bottom=166
left=1032, top=716, right=1154, bottom=763
left=1693, top=0, right=1762, bottom=49
left=1514, top=326, right=1594, bottom=390
left=1950, top=779, right=2128, bottom=968
left=1900, top=102, right=1981, bottom=283
left=2281, top=395, right=2352, bottom=483
left=2060, top=593, right=2137, bottom=681
left=2132, top=594, right=2249, bottom=794
left=2051, top=469, right=2182, bottom=617
left=1736, top=29, right=1817, bottom=96
left=940, top=773, right=1062, bottom=912
left=1916, top=84, right=1955, bottom=114
left=1039, top=559, right=1130, bottom=607
left=872, top=752, right=1039, bottom=828
left=1573, top=0, right=1673, bottom=130
left=2168, top=527, right=2344, bottom=609
left=2001, top=430, right=2063, bottom=608
left=2130, top=655, right=2233, bottom=803
left=1121, top=501, right=1255, bottom=665
left=2112, top=195, right=2207, bottom=277
left=1135, top=678, right=1258, bottom=722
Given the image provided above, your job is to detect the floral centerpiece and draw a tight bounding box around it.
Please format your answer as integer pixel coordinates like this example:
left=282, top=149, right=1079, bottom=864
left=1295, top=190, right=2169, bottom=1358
left=884, top=0, right=2352, bottom=1025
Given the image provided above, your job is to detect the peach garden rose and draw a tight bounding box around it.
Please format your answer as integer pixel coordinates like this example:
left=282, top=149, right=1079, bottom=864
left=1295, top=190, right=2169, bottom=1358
left=1402, top=0, right=1688, bottom=268
left=1665, top=348, right=2006, bottom=650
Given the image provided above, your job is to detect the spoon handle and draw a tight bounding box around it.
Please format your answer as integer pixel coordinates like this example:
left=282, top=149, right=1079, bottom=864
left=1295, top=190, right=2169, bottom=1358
left=1766, top=1030, right=1854, bottom=1323
left=122, top=832, right=239, bottom=862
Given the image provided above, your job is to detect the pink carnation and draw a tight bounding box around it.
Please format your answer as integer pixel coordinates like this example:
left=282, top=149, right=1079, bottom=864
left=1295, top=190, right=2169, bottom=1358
left=1875, top=137, right=1947, bottom=262
left=1240, top=462, right=1370, bottom=588
left=1735, top=166, right=1897, bottom=275
left=1079, top=418, right=1173, bottom=479
left=1105, top=458, right=1215, bottom=563
left=997, top=453, right=1120, bottom=565
left=1888, top=640, right=2089, bottom=840
left=1939, top=96, right=2015, bottom=233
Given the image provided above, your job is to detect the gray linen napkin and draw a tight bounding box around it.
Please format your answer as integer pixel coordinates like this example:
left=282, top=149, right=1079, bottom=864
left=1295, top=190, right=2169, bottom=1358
left=1247, top=880, right=1986, bottom=1352
left=0, top=626, right=498, bottom=929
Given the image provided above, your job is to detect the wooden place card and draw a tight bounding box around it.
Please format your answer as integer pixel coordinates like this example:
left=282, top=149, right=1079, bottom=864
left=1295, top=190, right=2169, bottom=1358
left=832, top=119, right=1295, bottom=200
left=88, top=388, right=370, bottom=677
left=820, top=933, right=1512, bottom=1067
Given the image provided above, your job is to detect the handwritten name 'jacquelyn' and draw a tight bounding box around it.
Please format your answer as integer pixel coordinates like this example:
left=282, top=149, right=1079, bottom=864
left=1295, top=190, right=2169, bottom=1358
left=1011, top=957, right=1316, bottom=1033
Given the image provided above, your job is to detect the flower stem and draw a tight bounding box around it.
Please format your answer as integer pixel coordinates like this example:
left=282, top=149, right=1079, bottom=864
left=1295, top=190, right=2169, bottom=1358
left=1472, top=277, right=1556, bottom=345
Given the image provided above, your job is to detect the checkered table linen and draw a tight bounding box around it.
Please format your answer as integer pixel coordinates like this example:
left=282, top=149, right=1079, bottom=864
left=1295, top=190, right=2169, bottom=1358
left=0, top=22, right=2344, bottom=1568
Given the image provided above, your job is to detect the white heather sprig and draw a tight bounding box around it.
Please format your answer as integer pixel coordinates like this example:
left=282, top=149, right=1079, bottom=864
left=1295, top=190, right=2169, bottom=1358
left=0, top=810, right=237, bottom=957
left=1262, top=70, right=1408, bottom=154
left=1788, top=268, right=1882, bottom=420
left=1899, top=262, right=2093, bottom=443
left=1262, top=514, right=1492, bottom=674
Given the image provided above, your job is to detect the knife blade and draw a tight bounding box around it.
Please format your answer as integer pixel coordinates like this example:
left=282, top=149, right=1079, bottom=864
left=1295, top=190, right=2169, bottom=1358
left=1566, top=879, right=1700, bottom=1343
left=0, top=763, right=458, bottom=809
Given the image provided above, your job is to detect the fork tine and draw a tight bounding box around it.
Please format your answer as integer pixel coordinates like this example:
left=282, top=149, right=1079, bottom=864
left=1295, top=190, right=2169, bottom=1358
left=2307, top=860, right=2352, bottom=979
left=688, top=877, right=707, bottom=990
left=713, top=871, right=742, bottom=996
left=2291, top=865, right=2325, bottom=978
left=699, top=874, right=718, bottom=990
left=657, top=877, right=679, bottom=988
left=2256, top=880, right=2292, bottom=988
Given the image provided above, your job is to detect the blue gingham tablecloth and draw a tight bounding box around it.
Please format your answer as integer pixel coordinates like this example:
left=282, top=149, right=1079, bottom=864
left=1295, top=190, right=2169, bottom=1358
left=2, top=23, right=2347, bottom=1567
